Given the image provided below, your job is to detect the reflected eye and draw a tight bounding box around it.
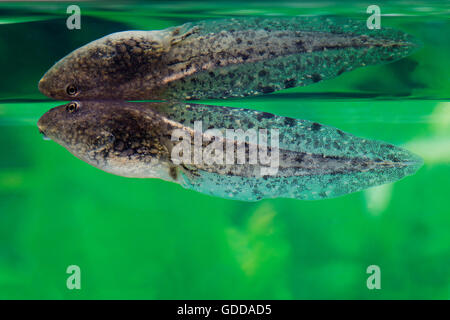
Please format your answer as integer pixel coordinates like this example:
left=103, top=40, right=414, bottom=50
left=66, top=102, right=79, bottom=113
left=66, top=84, right=78, bottom=96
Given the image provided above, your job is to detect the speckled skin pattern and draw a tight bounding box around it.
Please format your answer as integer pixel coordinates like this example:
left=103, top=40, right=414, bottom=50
left=37, top=101, right=422, bottom=201
left=38, top=16, right=420, bottom=100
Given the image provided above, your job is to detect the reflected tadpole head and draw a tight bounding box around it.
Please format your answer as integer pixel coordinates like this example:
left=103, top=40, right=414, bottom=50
left=37, top=101, right=119, bottom=163
left=37, top=101, right=84, bottom=145
left=36, top=100, right=174, bottom=179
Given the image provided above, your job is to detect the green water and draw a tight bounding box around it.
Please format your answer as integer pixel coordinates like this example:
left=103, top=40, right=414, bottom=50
left=0, top=1, right=449, bottom=299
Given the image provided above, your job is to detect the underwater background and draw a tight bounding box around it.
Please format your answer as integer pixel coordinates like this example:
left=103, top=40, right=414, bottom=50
left=0, top=0, right=449, bottom=299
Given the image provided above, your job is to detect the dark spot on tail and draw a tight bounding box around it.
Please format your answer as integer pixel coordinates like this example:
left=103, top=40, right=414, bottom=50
left=258, top=70, right=267, bottom=77
left=389, top=155, right=400, bottom=162
left=312, top=73, right=322, bottom=83
left=295, top=40, right=304, bottom=50
left=257, top=112, right=275, bottom=120
left=260, top=86, right=275, bottom=94
left=240, top=53, right=249, bottom=61
left=311, top=122, right=322, bottom=131
left=284, top=117, right=296, bottom=126
left=284, top=78, right=296, bottom=88
left=294, top=153, right=305, bottom=162
left=337, top=67, right=346, bottom=76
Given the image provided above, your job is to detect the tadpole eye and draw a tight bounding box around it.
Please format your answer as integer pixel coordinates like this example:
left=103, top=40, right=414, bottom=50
left=66, top=84, right=78, bottom=96
left=66, top=102, right=79, bottom=113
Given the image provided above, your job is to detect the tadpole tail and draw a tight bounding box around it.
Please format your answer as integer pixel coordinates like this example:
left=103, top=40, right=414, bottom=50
left=151, top=102, right=423, bottom=201
left=161, top=16, right=422, bottom=100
